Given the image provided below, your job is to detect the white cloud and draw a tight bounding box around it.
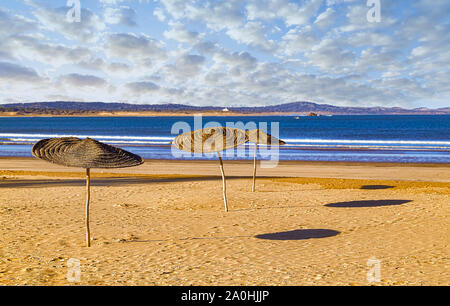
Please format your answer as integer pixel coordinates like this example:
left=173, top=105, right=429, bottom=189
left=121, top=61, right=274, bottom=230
left=306, top=38, right=356, bottom=72
left=160, top=53, right=206, bottom=81
left=0, top=61, right=43, bottom=83
left=77, top=57, right=132, bottom=75
left=212, top=50, right=258, bottom=72
left=125, top=81, right=160, bottom=94
left=104, top=6, right=137, bottom=26
left=153, top=7, right=166, bottom=22
left=226, top=21, right=276, bottom=52
left=0, top=7, right=38, bottom=38
left=314, top=7, right=335, bottom=28
left=30, top=4, right=105, bottom=43
left=246, top=0, right=323, bottom=27
left=104, top=33, right=167, bottom=67
left=183, top=0, right=244, bottom=31
left=279, top=25, right=318, bottom=56
left=5, top=34, right=93, bottom=67
left=59, top=73, right=107, bottom=87
left=163, top=22, right=203, bottom=45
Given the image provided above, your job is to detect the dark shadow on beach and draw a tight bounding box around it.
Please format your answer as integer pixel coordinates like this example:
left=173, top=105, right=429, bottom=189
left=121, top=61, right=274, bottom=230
left=255, top=229, right=340, bottom=240
left=325, top=199, right=411, bottom=208
left=361, top=185, right=395, bottom=190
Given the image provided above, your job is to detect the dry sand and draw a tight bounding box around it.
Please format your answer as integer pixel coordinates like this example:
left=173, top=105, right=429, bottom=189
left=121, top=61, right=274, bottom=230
left=0, top=158, right=449, bottom=286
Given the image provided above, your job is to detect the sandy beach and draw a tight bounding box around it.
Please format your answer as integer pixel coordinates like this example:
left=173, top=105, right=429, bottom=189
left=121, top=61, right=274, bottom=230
left=0, top=158, right=449, bottom=285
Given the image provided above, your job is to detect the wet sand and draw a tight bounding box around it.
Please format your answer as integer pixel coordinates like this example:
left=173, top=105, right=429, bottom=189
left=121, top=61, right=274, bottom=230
left=0, top=158, right=449, bottom=285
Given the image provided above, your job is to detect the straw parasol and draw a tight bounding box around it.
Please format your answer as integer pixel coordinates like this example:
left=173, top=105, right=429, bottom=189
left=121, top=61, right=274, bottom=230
left=172, top=127, right=248, bottom=212
left=32, top=137, right=144, bottom=247
left=246, top=129, right=285, bottom=192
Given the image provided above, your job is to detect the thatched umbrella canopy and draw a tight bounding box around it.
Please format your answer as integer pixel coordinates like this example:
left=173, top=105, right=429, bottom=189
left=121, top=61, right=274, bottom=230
left=246, top=129, right=286, bottom=192
left=32, top=137, right=143, bottom=247
left=172, top=127, right=248, bottom=212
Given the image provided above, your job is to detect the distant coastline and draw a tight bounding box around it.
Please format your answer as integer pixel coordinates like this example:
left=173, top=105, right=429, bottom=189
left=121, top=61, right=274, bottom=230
left=1, top=101, right=449, bottom=117
left=3, top=111, right=450, bottom=117
left=0, top=111, right=306, bottom=117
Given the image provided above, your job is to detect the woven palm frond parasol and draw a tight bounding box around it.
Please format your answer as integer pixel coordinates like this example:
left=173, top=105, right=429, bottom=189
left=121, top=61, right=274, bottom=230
left=32, top=137, right=144, bottom=247
left=246, top=129, right=286, bottom=192
left=172, top=126, right=247, bottom=154
left=32, top=137, right=143, bottom=169
left=173, top=127, right=248, bottom=212
left=246, top=129, right=286, bottom=146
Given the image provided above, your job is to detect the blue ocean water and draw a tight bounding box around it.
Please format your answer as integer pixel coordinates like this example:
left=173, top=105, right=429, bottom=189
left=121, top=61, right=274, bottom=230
left=0, top=115, right=449, bottom=163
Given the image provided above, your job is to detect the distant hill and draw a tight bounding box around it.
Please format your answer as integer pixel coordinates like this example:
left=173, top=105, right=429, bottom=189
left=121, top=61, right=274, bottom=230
left=0, top=101, right=449, bottom=115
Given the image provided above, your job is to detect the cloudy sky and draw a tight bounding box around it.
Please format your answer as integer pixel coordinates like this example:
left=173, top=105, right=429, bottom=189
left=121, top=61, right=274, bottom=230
left=0, top=0, right=449, bottom=108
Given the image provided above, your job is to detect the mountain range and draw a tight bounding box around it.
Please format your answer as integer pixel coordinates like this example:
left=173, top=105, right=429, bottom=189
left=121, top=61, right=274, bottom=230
left=0, top=101, right=449, bottom=115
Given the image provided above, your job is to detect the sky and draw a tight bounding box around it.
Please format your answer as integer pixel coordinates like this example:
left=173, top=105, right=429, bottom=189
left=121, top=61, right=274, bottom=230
left=0, top=0, right=449, bottom=108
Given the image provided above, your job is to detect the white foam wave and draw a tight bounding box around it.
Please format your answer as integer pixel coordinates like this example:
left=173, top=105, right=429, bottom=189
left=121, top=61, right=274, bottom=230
left=1, top=133, right=450, bottom=148
left=281, top=138, right=450, bottom=146
left=0, top=133, right=173, bottom=141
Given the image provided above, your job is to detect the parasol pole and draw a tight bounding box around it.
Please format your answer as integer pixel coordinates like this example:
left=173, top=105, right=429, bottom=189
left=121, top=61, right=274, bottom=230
left=252, top=143, right=257, bottom=192
left=85, top=168, right=91, bottom=247
left=217, top=152, right=228, bottom=212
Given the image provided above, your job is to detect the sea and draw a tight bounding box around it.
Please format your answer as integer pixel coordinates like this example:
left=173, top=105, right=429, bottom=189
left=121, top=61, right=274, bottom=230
left=0, top=115, right=449, bottom=163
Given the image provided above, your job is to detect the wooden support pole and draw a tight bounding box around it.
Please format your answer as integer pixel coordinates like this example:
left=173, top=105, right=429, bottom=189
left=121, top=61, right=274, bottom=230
left=252, top=143, right=257, bottom=192
left=217, top=152, right=228, bottom=212
left=85, top=168, right=91, bottom=247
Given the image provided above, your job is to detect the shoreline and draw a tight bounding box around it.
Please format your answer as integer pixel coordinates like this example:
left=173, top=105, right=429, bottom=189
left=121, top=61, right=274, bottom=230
left=2, top=156, right=450, bottom=167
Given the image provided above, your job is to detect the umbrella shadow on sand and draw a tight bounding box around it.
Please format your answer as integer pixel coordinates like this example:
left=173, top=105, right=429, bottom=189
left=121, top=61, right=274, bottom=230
left=325, top=199, right=411, bottom=208
left=360, top=185, right=395, bottom=190
left=254, top=229, right=340, bottom=240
